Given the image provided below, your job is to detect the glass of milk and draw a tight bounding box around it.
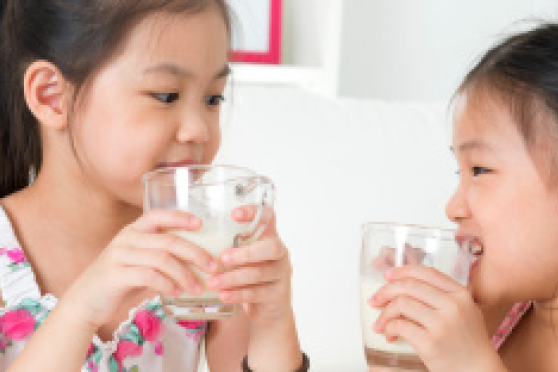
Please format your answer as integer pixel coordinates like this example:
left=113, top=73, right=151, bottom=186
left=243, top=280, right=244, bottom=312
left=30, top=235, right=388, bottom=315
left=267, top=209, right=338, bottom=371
left=143, top=165, right=274, bottom=320
left=360, top=223, right=472, bottom=371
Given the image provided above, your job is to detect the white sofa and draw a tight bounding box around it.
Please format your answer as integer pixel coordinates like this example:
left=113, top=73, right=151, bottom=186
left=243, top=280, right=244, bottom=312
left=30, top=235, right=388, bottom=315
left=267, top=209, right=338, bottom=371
left=214, top=85, right=458, bottom=371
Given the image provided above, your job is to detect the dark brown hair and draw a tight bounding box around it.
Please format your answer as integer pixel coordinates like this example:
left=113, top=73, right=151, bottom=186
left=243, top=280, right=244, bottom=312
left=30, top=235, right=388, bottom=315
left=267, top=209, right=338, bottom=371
left=457, top=23, right=558, bottom=182
left=0, top=0, right=230, bottom=198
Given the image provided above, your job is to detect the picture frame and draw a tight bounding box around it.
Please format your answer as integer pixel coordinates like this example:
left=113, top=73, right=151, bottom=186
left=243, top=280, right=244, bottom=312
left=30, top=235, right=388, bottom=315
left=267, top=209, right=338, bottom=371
left=227, top=0, right=282, bottom=65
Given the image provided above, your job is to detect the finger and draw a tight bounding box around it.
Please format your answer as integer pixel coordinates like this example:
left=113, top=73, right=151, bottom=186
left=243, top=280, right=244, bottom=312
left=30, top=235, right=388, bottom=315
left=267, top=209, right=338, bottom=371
left=232, top=205, right=277, bottom=238
left=403, top=245, right=426, bottom=265
left=372, top=278, right=451, bottom=311
left=206, top=261, right=285, bottom=291
left=121, top=266, right=181, bottom=298
left=386, top=265, right=465, bottom=293
left=374, top=295, right=437, bottom=334
left=131, top=209, right=202, bottom=233
left=231, top=204, right=258, bottom=222
left=116, top=247, right=203, bottom=295
left=128, top=231, right=218, bottom=274
left=373, top=247, right=396, bottom=271
left=218, top=282, right=284, bottom=304
left=220, top=237, right=286, bottom=266
left=258, top=206, right=276, bottom=238
left=383, top=318, right=429, bottom=353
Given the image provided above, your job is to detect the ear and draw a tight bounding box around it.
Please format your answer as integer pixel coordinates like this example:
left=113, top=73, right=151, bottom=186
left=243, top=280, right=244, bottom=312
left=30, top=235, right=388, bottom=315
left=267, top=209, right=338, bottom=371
left=23, top=61, right=72, bottom=130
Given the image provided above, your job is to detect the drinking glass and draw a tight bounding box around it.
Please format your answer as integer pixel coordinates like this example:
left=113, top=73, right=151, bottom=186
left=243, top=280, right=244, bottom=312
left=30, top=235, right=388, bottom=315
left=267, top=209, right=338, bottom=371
left=360, top=223, right=472, bottom=371
left=143, top=165, right=274, bottom=320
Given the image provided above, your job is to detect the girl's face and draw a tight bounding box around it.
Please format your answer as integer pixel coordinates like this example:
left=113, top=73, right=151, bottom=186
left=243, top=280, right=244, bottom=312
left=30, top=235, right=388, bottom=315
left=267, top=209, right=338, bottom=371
left=70, top=8, right=229, bottom=207
left=446, top=92, right=558, bottom=307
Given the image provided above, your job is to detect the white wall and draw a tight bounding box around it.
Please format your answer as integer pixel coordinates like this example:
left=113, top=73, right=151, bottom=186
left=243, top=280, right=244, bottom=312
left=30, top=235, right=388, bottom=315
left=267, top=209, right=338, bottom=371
left=338, top=0, right=558, bottom=101
left=281, top=0, right=322, bottom=67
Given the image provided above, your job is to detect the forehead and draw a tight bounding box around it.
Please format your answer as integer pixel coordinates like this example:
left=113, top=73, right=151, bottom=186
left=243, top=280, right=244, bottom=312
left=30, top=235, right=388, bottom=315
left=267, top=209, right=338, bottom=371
left=452, top=90, right=527, bottom=153
left=111, top=9, right=229, bottom=77
left=452, top=88, right=558, bottom=186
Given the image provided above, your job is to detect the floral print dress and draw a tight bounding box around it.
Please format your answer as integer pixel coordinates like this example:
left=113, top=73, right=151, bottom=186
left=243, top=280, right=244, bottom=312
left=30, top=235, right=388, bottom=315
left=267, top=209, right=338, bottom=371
left=0, top=207, right=207, bottom=372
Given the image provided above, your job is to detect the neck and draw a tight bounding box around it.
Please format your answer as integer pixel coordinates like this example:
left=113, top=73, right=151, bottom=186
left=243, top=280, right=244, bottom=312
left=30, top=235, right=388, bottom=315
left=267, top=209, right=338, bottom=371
left=481, top=300, right=516, bottom=336
left=531, top=299, right=558, bottom=334
left=8, top=164, right=141, bottom=262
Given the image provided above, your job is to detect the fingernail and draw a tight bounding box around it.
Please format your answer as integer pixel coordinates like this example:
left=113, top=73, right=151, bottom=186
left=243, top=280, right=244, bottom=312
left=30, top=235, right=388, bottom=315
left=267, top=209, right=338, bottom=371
left=222, top=252, right=233, bottom=264
left=189, top=216, right=201, bottom=227
left=233, top=209, right=244, bottom=219
left=220, top=292, right=232, bottom=302
left=384, top=268, right=394, bottom=279
left=374, top=320, right=383, bottom=333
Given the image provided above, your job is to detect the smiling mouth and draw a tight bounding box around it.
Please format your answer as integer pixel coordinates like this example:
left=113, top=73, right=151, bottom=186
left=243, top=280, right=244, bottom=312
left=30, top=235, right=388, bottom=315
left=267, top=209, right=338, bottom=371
left=470, top=239, right=484, bottom=258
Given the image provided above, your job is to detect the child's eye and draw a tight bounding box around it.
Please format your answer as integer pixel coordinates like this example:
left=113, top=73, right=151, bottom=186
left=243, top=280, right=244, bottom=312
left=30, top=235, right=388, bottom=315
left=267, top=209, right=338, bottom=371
left=151, top=92, right=179, bottom=104
left=472, top=166, right=491, bottom=176
left=205, top=94, right=225, bottom=107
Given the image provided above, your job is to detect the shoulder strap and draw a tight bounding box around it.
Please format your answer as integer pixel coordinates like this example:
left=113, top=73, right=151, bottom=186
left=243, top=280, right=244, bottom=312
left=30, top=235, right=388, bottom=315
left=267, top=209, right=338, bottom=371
left=492, top=301, right=532, bottom=350
left=0, top=207, right=41, bottom=307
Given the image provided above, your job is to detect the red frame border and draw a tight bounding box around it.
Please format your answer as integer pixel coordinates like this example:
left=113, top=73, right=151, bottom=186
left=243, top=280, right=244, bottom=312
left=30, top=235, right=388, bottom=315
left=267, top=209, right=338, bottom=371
left=229, top=0, right=282, bottom=65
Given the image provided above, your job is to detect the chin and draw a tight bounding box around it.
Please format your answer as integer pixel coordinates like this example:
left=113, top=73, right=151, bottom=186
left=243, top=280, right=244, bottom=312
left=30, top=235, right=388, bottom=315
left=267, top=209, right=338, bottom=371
left=472, top=283, right=517, bottom=309
left=469, top=275, right=498, bottom=306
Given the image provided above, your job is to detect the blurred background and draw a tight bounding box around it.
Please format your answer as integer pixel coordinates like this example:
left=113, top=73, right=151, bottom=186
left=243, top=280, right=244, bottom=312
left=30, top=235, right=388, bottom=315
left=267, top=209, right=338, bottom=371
left=215, top=1, right=558, bottom=370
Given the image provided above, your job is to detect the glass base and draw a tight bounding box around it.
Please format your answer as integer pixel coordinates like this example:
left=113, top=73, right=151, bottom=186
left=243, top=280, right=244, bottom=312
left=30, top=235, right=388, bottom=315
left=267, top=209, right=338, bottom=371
left=162, top=296, right=237, bottom=320
left=365, top=347, right=427, bottom=371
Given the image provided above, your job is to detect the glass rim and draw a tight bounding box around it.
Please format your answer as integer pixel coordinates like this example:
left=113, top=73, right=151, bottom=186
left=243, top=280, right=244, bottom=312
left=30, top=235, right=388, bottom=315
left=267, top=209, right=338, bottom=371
left=142, top=164, right=271, bottom=187
left=361, top=222, right=457, bottom=238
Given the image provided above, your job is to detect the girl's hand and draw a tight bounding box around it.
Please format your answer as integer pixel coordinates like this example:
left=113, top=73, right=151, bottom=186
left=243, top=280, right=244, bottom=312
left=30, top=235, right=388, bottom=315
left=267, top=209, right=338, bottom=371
left=206, top=206, right=292, bottom=326
left=371, top=266, right=504, bottom=372
left=62, top=210, right=218, bottom=330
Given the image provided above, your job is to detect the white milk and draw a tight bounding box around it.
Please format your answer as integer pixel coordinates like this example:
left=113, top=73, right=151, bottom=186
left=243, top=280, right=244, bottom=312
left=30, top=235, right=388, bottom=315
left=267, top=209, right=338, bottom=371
left=360, top=276, right=416, bottom=354
left=169, top=221, right=245, bottom=300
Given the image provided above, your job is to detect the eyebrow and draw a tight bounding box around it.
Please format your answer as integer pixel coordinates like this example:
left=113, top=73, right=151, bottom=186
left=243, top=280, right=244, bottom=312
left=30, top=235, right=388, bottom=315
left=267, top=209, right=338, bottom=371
left=143, top=63, right=231, bottom=80
left=450, top=140, right=494, bottom=153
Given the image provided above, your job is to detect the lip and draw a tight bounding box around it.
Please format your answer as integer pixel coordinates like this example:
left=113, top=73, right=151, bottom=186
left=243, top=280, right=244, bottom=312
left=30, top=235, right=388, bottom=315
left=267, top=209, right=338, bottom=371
left=455, top=228, right=477, bottom=239
left=157, top=159, right=200, bottom=169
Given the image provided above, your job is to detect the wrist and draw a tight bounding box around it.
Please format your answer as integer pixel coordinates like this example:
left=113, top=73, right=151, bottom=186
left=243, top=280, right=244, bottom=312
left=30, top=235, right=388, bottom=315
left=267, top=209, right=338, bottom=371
left=247, top=309, right=302, bottom=371
left=472, top=348, right=507, bottom=372
left=248, top=306, right=295, bottom=338
left=56, top=291, right=101, bottom=333
left=248, top=300, right=293, bottom=329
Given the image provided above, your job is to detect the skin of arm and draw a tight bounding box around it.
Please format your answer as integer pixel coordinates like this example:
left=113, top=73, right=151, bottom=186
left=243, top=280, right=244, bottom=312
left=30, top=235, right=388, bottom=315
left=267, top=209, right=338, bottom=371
left=206, top=309, right=302, bottom=372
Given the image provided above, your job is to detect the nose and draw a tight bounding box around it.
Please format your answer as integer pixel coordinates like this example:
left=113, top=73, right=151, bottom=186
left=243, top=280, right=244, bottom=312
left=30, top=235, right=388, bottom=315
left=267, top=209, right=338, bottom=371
left=176, top=105, right=210, bottom=144
left=445, top=183, right=470, bottom=223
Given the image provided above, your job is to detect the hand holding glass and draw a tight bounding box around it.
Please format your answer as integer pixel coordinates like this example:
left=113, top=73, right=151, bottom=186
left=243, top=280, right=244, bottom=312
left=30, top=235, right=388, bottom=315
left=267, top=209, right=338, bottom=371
left=360, top=223, right=472, bottom=371
left=143, top=165, right=274, bottom=320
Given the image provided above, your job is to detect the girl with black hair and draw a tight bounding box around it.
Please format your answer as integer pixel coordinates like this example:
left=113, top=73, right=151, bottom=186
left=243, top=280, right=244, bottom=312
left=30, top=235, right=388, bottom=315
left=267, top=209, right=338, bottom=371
left=369, top=23, right=558, bottom=372
left=0, top=1, right=304, bottom=371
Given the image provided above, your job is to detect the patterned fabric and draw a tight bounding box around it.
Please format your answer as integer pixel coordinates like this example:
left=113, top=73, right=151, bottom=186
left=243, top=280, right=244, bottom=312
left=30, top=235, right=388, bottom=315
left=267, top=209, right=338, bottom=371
left=0, top=207, right=207, bottom=372
left=492, top=301, right=532, bottom=350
